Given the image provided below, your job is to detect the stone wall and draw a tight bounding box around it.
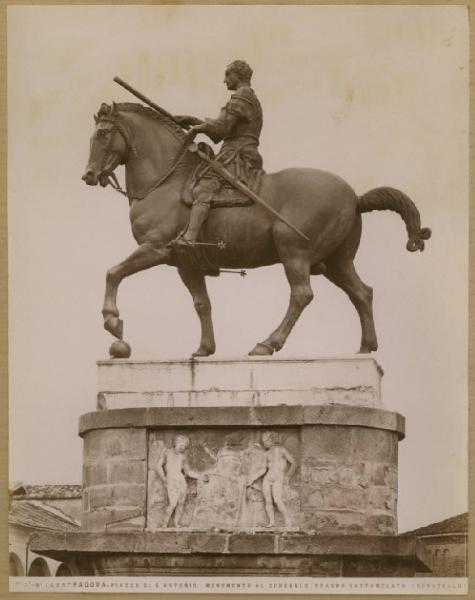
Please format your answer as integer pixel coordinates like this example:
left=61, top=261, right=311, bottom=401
left=82, top=428, right=147, bottom=532
left=301, top=425, right=398, bottom=535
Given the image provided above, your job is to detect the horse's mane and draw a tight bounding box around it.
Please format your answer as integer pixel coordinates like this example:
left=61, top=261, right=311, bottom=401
left=116, top=102, right=185, bottom=141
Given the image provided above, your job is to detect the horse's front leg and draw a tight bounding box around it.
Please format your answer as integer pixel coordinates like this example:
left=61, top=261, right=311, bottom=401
left=102, top=242, right=171, bottom=339
left=177, top=266, right=216, bottom=357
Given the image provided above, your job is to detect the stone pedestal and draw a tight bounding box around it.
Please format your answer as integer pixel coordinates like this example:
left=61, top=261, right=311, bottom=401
left=79, top=404, right=402, bottom=535
left=31, top=357, right=430, bottom=576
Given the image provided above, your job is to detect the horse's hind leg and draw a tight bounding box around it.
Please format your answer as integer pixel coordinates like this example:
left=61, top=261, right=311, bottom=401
left=324, top=258, right=378, bottom=353
left=249, top=256, right=313, bottom=355
left=102, top=242, right=170, bottom=339
left=178, top=266, right=216, bottom=357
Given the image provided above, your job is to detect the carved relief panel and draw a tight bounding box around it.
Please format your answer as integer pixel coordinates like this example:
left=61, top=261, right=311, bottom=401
left=146, top=428, right=300, bottom=531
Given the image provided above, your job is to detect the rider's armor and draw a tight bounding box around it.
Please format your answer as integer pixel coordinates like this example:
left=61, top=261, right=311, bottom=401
left=181, top=85, right=264, bottom=246
left=201, top=84, right=263, bottom=183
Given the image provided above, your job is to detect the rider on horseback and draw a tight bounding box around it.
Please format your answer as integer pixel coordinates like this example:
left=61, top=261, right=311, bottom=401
left=174, top=60, right=263, bottom=245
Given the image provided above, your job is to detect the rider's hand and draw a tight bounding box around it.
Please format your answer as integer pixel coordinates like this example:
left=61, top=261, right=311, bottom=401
left=174, top=115, right=192, bottom=130
left=174, top=116, right=204, bottom=130
left=183, top=123, right=208, bottom=146
left=189, top=123, right=207, bottom=135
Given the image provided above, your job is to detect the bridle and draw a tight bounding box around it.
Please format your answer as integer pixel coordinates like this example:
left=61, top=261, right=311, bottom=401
left=96, top=114, right=191, bottom=202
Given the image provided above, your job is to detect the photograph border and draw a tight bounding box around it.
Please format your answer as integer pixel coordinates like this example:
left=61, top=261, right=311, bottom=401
left=0, top=1, right=472, bottom=599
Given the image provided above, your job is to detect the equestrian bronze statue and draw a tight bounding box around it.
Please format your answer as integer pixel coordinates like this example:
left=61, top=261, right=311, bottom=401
left=82, top=61, right=431, bottom=358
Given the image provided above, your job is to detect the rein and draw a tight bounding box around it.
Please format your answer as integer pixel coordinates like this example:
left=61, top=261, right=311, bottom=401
left=98, top=115, right=189, bottom=202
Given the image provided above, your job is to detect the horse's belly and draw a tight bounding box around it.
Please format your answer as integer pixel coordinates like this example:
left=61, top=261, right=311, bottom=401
left=203, top=205, right=278, bottom=269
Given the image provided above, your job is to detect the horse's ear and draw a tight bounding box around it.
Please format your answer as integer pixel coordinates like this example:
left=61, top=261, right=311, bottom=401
left=94, top=113, right=99, bottom=124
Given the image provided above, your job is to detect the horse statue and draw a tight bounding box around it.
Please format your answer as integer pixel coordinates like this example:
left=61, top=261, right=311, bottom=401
left=82, top=101, right=431, bottom=358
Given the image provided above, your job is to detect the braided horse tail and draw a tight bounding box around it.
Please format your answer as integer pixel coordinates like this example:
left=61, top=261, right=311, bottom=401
left=358, top=187, right=432, bottom=252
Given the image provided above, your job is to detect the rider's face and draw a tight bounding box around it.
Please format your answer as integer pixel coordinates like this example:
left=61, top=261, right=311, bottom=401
left=224, top=69, right=240, bottom=90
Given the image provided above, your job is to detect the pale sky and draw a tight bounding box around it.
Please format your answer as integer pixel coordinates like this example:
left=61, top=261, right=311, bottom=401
left=8, top=5, right=468, bottom=533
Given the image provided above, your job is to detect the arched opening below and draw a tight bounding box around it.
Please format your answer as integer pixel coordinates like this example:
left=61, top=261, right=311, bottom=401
left=28, top=557, right=51, bottom=577
left=9, top=553, right=24, bottom=576
left=55, top=563, right=72, bottom=576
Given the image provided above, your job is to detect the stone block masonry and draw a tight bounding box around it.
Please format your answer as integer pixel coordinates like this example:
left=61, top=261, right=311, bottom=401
left=82, top=428, right=147, bottom=532
left=80, top=404, right=403, bottom=535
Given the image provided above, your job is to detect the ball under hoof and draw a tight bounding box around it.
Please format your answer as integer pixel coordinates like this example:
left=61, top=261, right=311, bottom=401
left=109, top=340, right=131, bottom=359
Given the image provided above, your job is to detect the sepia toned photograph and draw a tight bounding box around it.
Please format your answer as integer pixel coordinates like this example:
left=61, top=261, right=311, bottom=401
left=7, top=4, right=468, bottom=593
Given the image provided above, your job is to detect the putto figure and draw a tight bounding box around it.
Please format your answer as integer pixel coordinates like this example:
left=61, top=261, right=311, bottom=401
left=259, top=431, right=296, bottom=528
left=156, top=435, right=208, bottom=528
left=174, top=60, right=263, bottom=246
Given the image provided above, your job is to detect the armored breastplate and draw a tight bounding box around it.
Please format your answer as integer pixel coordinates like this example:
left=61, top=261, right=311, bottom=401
left=224, top=86, right=263, bottom=142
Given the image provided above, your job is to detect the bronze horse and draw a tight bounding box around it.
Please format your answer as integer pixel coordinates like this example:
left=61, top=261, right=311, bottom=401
left=82, top=102, right=431, bottom=357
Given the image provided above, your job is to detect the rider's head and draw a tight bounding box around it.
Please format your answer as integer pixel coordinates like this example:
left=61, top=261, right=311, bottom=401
left=224, top=60, right=253, bottom=90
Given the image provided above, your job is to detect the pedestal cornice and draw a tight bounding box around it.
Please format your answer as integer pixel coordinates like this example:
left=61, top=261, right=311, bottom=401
left=79, top=404, right=405, bottom=440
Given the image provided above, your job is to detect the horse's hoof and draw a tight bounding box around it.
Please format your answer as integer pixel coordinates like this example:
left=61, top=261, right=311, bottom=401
left=109, top=340, right=131, bottom=359
left=358, top=343, right=377, bottom=354
left=104, top=316, right=123, bottom=339
left=248, top=342, right=274, bottom=356
left=191, top=346, right=215, bottom=358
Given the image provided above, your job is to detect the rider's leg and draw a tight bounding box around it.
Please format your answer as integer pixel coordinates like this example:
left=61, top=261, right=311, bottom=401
left=182, top=201, right=210, bottom=243
left=181, top=179, right=217, bottom=243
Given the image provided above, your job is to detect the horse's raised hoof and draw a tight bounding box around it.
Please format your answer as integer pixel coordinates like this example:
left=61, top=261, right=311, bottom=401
left=109, top=340, right=131, bottom=359
left=191, top=346, right=215, bottom=358
left=104, top=316, right=123, bottom=339
left=248, top=342, right=275, bottom=356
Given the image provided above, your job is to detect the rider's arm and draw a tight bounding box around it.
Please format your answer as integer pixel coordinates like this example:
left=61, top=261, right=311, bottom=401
left=189, top=91, right=251, bottom=143
left=200, top=115, right=236, bottom=143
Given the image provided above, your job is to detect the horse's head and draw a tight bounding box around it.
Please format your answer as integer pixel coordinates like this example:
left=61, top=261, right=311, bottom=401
left=82, top=102, right=132, bottom=186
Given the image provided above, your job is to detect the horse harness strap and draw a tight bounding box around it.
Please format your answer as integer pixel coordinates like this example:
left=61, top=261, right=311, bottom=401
left=132, top=143, right=190, bottom=201
left=100, top=114, right=189, bottom=202
left=107, top=172, right=128, bottom=197
left=104, top=124, right=255, bottom=203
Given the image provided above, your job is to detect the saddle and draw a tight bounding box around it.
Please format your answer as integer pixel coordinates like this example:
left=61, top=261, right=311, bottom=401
left=181, top=142, right=263, bottom=208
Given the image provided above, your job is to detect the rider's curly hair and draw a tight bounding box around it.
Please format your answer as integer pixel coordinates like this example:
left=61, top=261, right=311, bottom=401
left=227, top=60, right=253, bottom=82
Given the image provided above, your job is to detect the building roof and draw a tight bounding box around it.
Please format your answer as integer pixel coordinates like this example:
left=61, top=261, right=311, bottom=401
left=11, top=484, right=82, bottom=500
left=9, top=500, right=81, bottom=532
left=401, top=513, right=468, bottom=537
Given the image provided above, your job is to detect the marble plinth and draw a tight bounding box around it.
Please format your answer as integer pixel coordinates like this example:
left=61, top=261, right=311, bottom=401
left=97, top=357, right=383, bottom=410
